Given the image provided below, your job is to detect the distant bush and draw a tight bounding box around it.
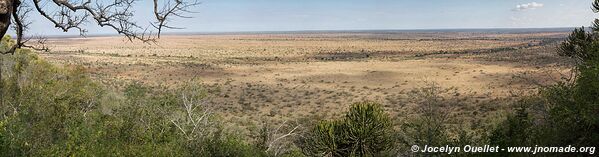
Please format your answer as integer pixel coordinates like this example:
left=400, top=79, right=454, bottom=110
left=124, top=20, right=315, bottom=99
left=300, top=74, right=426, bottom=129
left=298, top=102, right=394, bottom=157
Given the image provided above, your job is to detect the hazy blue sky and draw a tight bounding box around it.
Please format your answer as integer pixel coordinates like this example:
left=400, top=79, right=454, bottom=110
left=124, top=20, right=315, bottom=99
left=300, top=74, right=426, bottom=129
left=20, top=0, right=597, bottom=36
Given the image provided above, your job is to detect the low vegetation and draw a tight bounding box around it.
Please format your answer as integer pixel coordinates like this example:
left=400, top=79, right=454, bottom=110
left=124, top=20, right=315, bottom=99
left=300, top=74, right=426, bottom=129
left=0, top=22, right=598, bottom=156
left=0, top=36, right=264, bottom=156
left=0, top=10, right=597, bottom=157
left=298, top=102, right=394, bottom=156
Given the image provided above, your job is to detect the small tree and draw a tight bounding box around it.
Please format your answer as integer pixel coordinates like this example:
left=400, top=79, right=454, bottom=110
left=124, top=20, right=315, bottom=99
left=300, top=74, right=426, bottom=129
left=548, top=0, right=599, bottom=147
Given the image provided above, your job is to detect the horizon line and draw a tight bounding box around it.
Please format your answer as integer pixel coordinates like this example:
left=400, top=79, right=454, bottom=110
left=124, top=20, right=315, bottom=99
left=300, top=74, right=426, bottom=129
left=39, top=26, right=579, bottom=38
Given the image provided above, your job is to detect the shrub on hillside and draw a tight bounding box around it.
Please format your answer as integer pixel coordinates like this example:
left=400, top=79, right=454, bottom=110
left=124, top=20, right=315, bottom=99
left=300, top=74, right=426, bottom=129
left=399, top=84, right=483, bottom=156
left=298, top=102, right=394, bottom=157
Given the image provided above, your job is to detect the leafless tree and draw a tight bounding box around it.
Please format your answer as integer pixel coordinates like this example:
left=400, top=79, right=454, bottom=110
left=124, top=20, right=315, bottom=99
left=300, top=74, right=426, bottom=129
left=171, top=92, right=213, bottom=141
left=257, top=120, right=301, bottom=156
left=0, top=0, right=201, bottom=54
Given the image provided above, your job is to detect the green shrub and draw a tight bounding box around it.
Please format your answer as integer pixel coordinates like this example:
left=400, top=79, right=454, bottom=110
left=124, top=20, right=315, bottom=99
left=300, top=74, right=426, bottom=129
left=193, top=126, right=267, bottom=157
left=342, top=102, right=394, bottom=156
left=486, top=99, right=537, bottom=157
left=299, top=102, right=394, bottom=157
left=300, top=121, right=342, bottom=156
left=397, top=84, right=488, bottom=156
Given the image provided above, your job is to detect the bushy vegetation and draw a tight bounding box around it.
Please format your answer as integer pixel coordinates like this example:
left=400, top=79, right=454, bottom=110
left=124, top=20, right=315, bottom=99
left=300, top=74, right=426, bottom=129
left=398, top=84, right=483, bottom=156
left=488, top=24, right=599, bottom=147
left=295, top=16, right=599, bottom=155
left=0, top=36, right=265, bottom=156
left=483, top=4, right=599, bottom=155
left=298, top=102, right=395, bottom=156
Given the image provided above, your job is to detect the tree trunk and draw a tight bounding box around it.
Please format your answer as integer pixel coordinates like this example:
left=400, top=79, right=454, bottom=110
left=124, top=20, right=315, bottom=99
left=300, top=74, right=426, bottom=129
left=0, top=0, right=13, bottom=38
left=0, top=0, right=12, bottom=106
left=0, top=53, right=2, bottom=107
left=0, top=56, right=3, bottom=106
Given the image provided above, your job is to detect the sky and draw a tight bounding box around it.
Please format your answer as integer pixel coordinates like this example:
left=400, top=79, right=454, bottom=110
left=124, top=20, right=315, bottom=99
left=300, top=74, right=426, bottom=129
left=18, top=0, right=599, bottom=36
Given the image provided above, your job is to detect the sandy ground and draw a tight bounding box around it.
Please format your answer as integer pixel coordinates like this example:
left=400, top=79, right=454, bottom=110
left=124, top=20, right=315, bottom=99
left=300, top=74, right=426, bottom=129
left=39, top=32, right=572, bottom=125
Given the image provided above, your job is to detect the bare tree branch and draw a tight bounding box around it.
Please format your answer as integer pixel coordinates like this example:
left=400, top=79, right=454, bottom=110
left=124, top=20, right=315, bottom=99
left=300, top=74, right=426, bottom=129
left=22, top=35, right=49, bottom=51
left=152, top=0, right=201, bottom=37
left=259, top=120, right=301, bottom=156
left=0, top=0, right=201, bottom=50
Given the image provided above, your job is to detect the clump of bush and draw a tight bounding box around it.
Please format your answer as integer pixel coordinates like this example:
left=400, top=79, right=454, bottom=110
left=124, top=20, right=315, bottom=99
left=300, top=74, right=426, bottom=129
left=401, top=84, right=457, bottom=148
left=298, top=102, right=395, bottom=156
left=398, top=83, right=484, bottom=156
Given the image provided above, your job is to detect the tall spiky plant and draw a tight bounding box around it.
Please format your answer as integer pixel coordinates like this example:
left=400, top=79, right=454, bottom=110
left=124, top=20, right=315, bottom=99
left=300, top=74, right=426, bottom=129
left=299, top=102, right=394, bottom=157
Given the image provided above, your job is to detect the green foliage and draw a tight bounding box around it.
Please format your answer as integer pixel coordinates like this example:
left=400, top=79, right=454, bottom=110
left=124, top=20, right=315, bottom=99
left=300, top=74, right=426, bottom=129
left=558, top=27, right=598, bottom=63
left=252, top=121, right=303, bottom=157
left=537, top=68, right=599, bottom=147
left=399, top=84, right=484, bottom=156
left=1, top=7, right=599, bottom=154
left=0, top=36, right=264, bottom=156
left=486, top=1, right=599, bottom=152
left=489, top=100, right=532, bottom=147
left=401, top=84, right=454, bottom=147
left=194, top=126, right=267, bottom=157
left=0, top=35, right=15, bottom=52
left=0, top=48, right=104, bottom=156
left=300, top=121, right=341, bottom=156
left=299, top=102, right=394, bottom=157
left=487, top=99, right=536, bottom=157
left=342, top=102, right=394, bottom=156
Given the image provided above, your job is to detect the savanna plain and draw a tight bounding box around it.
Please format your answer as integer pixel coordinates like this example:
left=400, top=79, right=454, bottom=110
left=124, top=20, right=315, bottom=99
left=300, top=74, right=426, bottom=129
left=41, top=30, right=572, bottom=130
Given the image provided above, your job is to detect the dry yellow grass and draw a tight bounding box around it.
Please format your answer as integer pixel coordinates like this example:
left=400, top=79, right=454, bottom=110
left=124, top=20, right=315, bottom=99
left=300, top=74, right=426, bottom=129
left=40, top=32, right=572, bottom=125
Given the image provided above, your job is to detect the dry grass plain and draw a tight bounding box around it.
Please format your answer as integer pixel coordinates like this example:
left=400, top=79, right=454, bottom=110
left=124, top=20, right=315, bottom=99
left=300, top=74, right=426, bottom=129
left=40, top=31, right=573, bottom=128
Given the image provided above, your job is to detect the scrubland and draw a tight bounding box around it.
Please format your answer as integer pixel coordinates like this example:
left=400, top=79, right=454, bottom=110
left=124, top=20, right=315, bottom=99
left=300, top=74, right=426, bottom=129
left=41, top=31, right=571, bottom=124
left=3, top=30, right=595, bottom=156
